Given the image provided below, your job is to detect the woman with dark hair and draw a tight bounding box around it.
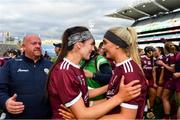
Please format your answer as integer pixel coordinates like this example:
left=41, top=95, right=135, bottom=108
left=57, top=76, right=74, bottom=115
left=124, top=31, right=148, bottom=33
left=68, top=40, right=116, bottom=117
left=98, top=42, right=106, bottom=56
left=47, top=26, right=141, bottom=119
left=141, top=46, right=156, bottom=115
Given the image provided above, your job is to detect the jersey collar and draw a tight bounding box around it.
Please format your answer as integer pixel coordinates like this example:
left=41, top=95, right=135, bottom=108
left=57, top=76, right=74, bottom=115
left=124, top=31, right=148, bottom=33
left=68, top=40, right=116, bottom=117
left=116, top=58, right=132, bottom=67
left=64, top=58, right=80, bottom=69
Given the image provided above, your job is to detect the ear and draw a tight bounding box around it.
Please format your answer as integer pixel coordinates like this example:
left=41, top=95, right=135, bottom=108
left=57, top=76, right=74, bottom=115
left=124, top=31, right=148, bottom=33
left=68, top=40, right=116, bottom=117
left=77, top=44, right=81, bottom=48
left=116, top=45, right=119, bottom=49
left=21, top=43, right=25, bottom=49
left=75, top=42, right=81, bottom=49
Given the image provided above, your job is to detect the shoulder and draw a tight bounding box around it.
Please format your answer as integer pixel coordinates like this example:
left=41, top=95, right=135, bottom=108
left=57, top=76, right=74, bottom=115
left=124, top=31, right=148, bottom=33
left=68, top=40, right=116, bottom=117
left=121, top=60, right=136, bottom=73
left=51, top=63, right=82, bottom=84
left=57, top=60, right=81, bottom=76
left=122, top=60, right=142, bottom=77
left=50, top=63, right=69, bottom=80
left=96, top=55, right=109, bottom=64
left=6, top=56, right=23, bottom=65
left=97, top=55, right=107, bottom=60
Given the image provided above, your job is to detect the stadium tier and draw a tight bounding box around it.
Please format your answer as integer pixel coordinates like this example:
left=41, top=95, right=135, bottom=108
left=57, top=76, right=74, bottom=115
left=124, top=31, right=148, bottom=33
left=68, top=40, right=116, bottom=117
left=106, top=0, right=180, bottom=44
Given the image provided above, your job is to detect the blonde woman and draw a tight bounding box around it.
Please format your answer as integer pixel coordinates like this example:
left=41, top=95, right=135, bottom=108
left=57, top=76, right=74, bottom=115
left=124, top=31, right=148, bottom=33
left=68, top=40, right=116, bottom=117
left=100, top=27, right=147, bottom=119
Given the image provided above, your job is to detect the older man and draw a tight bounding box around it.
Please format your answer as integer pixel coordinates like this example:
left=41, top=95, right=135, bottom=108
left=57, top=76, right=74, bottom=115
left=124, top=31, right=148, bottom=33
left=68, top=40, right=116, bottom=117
left=0, top=35, right=52, bottom=118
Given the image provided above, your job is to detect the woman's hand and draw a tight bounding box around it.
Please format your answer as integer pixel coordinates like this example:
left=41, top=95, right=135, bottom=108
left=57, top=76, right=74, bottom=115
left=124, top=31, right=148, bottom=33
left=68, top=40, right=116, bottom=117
left=156, top=60, right=164, bottom=66
left=173, top=72, right=180, bottom=79
left=58, top=104, right=76, bottom=120
left=153, top=83, right=158, bottom=88
left=116, top=76, right=141, bottom=102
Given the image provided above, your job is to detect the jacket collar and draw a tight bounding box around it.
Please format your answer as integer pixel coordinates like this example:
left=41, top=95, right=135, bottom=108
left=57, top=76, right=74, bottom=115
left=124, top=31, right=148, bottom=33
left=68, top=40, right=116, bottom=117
left=22, top=54, right=43, bottom=64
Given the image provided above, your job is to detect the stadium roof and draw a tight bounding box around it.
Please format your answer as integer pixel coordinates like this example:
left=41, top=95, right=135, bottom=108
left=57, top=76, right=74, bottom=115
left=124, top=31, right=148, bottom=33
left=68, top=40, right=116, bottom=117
left=106, top=0, right=180, bottom=20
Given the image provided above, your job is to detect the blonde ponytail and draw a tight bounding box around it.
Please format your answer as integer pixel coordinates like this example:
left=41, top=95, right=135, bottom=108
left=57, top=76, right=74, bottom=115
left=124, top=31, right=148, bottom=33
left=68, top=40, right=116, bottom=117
left=127, top=27, right=141, bottom=65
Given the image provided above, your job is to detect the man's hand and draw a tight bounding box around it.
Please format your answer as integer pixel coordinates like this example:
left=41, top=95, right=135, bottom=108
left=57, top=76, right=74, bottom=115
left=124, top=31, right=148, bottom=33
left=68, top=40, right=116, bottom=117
left=5, top=94, right=25, bottom=114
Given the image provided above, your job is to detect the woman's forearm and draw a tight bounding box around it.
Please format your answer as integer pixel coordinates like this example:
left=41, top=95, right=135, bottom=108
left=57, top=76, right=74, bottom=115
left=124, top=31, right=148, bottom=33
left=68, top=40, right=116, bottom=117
left=88, top=85, right=108, bottom=98
left=70, top=95, right=122, bottom=119
left=162, top=63, right=175, bottom=72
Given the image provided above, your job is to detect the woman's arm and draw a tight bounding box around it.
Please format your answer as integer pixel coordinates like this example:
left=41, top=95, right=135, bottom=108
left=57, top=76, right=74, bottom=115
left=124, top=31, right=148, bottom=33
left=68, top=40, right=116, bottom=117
left=59, top=100, right=137, bottom=119
left=156, top=60, right=175, bottom=72
left=58, top=99, right=107, bottom=119
left=152, top=67, right=157, bottom=87
left=84, top=64, right=112, bottom=85
left=88, top=85, right=108, bottom=99
left=173, top=72, right=180, bottom=78
left=69, top=77, right=141, bottom=119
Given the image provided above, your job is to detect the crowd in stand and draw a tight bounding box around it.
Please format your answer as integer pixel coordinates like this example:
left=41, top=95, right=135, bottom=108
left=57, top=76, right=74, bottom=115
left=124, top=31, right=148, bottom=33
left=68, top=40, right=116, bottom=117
left=0, top=49, right=22, bottom=67
left=0, top=26, right=179, bottom=119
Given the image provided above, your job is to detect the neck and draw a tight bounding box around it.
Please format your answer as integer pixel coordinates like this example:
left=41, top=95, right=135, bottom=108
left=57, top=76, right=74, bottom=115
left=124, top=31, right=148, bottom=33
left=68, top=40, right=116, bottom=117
left=66, top=52, right=81, bottom=65
left=25, top=53, right=40, bottom=63
left=115, top=53, right=129, bottom=64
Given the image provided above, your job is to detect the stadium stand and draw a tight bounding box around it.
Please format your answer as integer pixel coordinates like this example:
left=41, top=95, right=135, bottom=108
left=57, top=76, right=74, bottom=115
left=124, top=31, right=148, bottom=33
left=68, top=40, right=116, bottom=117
left=106, top=0, right=180, bottom=44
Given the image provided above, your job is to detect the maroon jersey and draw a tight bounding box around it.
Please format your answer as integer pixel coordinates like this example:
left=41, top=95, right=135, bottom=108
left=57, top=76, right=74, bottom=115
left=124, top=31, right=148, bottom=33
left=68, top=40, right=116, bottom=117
left=106, top=58, right=147, bottom=119
left=176, top=52, right=180, bottom=61
left=48, top=58, right=89, bottom=119
left=164, top=53, right=176, bottom=81
left=175, top=52, right=180, bottom=92
left=107, top=58, right=116, bottom=71
left=0, top=57, right=11, bottom=67
left=141, top=55, right=154, bottom=80
left=0, top=57, right=5, bottom=67
left=168, top=53, right=176, bottom=65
